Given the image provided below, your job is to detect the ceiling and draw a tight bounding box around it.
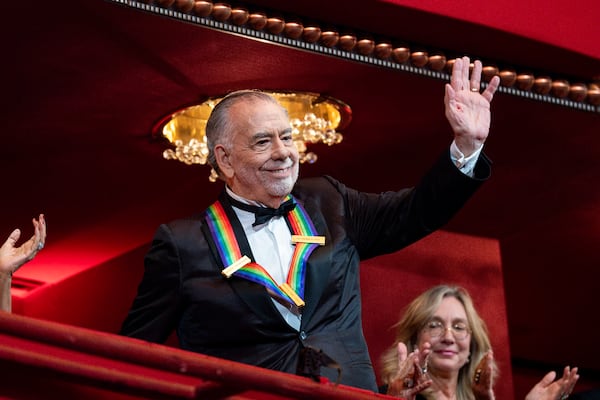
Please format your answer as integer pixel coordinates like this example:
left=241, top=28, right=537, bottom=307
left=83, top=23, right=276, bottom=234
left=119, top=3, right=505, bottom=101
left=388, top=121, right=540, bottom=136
left=3, top=0, right=599, bottom=388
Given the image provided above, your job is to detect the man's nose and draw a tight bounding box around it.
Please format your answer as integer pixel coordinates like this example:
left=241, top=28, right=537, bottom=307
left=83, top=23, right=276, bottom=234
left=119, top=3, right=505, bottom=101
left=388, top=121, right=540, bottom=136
left=272, top=137, right=292, bottom=159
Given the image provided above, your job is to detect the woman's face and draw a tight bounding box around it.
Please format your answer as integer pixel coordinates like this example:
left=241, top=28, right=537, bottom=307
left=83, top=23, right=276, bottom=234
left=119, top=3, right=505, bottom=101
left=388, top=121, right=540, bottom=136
left=418, top=296, right=471, bottom=376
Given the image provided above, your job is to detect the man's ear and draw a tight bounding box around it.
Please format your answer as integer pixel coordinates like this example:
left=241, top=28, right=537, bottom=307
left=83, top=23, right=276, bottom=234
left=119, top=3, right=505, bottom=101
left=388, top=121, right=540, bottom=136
left=214, top=145, right=234, bottom=179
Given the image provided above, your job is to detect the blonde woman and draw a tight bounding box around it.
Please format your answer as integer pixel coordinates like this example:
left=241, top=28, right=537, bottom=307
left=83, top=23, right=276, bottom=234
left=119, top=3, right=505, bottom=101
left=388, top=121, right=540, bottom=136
left=381, top=285, right=578, bottom=400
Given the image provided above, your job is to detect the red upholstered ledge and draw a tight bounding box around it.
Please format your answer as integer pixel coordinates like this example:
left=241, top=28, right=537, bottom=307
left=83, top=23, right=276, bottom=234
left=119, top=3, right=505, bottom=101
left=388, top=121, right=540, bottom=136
left=0, top=312, right=397, bottom=400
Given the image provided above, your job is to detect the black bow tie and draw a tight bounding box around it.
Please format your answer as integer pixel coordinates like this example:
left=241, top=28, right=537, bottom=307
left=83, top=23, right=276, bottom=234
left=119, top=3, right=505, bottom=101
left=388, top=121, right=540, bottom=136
left=229, top=197, right=296, bottom=227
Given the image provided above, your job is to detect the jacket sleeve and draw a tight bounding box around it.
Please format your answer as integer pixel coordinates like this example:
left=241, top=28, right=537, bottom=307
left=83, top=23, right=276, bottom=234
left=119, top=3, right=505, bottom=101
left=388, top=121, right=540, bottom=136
left=337, top=150, right=491, bottom=259
left=119, top=223, right=183, bottom=343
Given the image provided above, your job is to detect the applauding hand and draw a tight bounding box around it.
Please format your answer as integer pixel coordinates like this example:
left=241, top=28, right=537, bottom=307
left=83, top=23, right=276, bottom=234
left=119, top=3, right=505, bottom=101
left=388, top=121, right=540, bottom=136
left=386, top=342, right=432, bottom=399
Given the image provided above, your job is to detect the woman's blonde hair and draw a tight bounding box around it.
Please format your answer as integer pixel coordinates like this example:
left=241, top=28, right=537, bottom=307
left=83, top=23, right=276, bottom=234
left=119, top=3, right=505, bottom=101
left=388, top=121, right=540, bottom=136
left=380, top=285, right=497, bottom=399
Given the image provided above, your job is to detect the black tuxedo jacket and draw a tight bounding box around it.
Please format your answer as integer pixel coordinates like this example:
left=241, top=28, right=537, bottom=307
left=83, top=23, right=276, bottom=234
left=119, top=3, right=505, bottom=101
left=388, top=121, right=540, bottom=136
left=120, top=151, right=491, bottom=392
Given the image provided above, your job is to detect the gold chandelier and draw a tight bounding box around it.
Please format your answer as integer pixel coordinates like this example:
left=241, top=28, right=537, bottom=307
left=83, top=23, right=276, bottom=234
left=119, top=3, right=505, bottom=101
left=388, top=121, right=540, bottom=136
left=159, top=91, right=352, bottom=181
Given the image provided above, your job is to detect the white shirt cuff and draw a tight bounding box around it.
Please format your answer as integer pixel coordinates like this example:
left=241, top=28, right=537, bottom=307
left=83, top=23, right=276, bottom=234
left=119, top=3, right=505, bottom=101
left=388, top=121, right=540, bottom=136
left=450, top=141, right=483, bottom=177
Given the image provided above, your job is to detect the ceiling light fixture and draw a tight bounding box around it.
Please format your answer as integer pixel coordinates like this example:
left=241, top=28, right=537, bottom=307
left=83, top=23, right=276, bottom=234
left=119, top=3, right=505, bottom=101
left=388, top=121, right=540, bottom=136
left=157, top=91, right=352, bottom=181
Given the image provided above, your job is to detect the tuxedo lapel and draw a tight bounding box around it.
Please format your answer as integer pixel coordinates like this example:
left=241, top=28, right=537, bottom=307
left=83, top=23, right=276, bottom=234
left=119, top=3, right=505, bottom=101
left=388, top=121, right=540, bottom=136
left=201, top=191, right=284, bottom=324
left=296, top=197, right=332, bottom=326
left=202, top=190, right=332, bottom=329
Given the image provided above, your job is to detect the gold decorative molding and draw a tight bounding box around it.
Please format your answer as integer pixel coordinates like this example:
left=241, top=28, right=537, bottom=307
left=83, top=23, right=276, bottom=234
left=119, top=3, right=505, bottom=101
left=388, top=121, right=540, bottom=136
left=111, top=0, right=600, bottom=113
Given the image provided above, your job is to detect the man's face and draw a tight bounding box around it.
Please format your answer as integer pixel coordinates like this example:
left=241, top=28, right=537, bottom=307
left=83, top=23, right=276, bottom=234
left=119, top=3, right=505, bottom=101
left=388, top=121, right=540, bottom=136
left=217, top=99, right=299, bottom=207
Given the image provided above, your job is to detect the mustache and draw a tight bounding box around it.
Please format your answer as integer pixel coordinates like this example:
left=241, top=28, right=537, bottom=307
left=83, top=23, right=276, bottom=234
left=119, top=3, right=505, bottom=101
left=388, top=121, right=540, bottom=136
left=266, top=158, right=295, bottom=169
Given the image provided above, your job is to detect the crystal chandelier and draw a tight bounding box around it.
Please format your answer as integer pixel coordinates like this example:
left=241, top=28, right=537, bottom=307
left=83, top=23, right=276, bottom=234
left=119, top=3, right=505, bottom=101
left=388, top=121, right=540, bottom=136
left=159, top=91, right=351, bottom=181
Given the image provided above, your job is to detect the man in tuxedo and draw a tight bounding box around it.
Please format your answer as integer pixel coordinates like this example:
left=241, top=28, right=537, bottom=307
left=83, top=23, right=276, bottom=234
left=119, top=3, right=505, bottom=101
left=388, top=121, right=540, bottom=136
left=120, top=57, right=500, bottom=392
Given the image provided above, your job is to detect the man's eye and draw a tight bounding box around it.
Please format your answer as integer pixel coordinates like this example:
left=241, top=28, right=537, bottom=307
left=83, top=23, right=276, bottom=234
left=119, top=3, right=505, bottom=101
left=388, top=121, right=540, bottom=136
left=281, top=135, right=293, bottom=142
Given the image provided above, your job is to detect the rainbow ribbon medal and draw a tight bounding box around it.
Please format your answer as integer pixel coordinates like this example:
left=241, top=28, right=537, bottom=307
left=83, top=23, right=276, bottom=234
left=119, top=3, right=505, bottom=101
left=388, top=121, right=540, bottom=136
left=205, top=196, right=324, bottom=308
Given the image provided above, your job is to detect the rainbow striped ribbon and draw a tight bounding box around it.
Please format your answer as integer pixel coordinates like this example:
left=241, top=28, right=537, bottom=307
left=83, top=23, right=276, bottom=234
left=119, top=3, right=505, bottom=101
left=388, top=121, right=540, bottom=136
left=205, top=196, right=321, bottom=307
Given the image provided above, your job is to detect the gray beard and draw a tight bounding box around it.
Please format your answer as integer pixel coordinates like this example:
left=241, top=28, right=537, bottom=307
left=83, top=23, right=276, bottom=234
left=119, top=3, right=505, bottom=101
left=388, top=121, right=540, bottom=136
left=265, top=166, right=298, bottom=197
